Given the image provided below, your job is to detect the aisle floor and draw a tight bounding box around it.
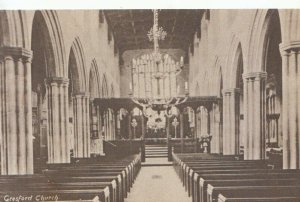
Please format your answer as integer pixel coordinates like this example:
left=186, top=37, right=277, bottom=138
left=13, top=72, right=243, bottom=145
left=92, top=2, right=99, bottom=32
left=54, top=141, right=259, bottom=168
left=125, top=159, right=191, bottom=202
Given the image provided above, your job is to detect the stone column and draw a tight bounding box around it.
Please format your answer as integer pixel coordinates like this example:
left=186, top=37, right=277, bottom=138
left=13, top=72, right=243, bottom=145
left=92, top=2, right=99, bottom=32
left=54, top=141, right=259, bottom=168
left=180, top=113, right=184, bottom=152
left=73, top=93, right=90, bottom=158
left=222, top=90, right=230, bottom=155
left=96, top=106, right=104, bottom=155
left=106, top=110, right=110, bottom=140
left=96, top=106, right=101, bottom=137
left=45, top=77, right=70, bottom=164
left=103, top=111, right=107, bottom=140
left=280, top=42, right=300, bottom=169
left=85, top=95, right=90, bottom=155
left=108, top=109, right=114, bottom=140
left=208, top=107, right=214, bottom=153
left=193, top=108, right=198, bottom=139
left=166, top=116, right=170, bottom=139
left=243, top=72, right=267, bottom=160
left=112, top=111, right=115, bottom=140
left=114, top=110, right=119, bottom=139
left=141, top=115, right=145, bottom=139
left=211, top=103, right=221, bottom=154
left=196, top=109, right=201, bottom=138
left=222, top=88, right=240, bottom=155
left=193, top=107, right=199, bottom=152
left=104, top=111, right=108, bottom=140
left=0, top=47, right=33, bottom=174
left=110, top=110, right=114, bottom=140
left=128, top=114, right=132, bottom=139
left=207, top=107, right=211, bottom=135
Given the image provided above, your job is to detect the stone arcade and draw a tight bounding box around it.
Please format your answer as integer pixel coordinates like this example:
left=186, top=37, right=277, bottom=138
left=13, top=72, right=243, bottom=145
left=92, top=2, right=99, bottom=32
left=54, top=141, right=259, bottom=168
left=0, top=9, right=300, bottom=202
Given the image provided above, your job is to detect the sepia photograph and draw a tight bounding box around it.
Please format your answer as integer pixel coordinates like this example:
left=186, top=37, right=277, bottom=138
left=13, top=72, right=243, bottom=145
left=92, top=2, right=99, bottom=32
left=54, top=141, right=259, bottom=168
left=0, top=1, right=300, bottom=201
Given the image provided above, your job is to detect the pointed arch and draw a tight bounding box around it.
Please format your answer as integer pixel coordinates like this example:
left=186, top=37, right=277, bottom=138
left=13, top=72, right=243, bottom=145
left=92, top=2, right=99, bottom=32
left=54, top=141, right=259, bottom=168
left=0, top=11, right=30, bottom=48
left=231, top=43, right=243, bottom=88
left=281, top=10, right=300, bottom=43
left=89, top=59, right=101, bottom=99
left=102, top=74, right=109, bottom=98
left=218, top=65, right=223, bottom=98
left=111, top=84, right=115, bottom=97
left=68, top=37, right=87, bottom=93
left=213, top=57, right=224, bottom=97
left=31, top=10, right=66, bottom=77
left=247, top=9, right=283, bottom=72
left=225, top=35, right=244, bottom=88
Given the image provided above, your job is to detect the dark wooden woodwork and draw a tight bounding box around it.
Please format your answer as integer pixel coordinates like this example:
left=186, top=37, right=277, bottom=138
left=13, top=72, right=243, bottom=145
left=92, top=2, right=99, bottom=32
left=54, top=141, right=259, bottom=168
left=104, top=10, right=204, bottom=55
left=93, top=96, right=221, bottom=114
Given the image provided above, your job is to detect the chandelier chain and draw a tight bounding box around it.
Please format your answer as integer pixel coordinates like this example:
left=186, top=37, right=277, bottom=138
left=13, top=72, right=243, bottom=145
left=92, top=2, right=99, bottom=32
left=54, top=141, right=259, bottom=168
left=130, top=9, right=188, bottom=119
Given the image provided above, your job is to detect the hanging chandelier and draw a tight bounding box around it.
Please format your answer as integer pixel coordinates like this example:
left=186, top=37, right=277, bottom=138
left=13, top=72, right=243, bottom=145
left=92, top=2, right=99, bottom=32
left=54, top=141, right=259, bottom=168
left=129, top=10, right=189, bottom=117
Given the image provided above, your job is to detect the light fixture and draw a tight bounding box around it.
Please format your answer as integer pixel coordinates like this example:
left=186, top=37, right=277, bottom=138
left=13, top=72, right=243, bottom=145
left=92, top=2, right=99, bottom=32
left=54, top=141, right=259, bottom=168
left=129, top=9, right=189, bottom=118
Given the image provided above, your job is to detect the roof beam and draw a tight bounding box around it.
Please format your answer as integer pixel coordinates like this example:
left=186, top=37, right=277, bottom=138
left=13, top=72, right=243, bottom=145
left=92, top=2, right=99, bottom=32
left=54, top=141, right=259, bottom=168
left=104, top=10, right=200, bottom=54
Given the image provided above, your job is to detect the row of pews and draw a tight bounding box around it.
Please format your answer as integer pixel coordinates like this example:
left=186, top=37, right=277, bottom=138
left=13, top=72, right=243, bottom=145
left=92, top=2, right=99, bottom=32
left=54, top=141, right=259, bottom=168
left=0, top=154, right=141, bottom=202
left=173, top=153, right=300, bottom=202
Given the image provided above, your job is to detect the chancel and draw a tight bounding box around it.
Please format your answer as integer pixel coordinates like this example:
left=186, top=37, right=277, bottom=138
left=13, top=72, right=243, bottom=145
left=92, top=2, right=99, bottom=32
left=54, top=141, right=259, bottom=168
left=0, top=8, right=300, bottom=202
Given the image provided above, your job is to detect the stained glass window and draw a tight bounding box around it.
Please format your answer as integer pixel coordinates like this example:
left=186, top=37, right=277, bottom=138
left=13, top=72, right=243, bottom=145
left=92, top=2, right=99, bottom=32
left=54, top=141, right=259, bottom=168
left=131, top=53, right=179, bottom=99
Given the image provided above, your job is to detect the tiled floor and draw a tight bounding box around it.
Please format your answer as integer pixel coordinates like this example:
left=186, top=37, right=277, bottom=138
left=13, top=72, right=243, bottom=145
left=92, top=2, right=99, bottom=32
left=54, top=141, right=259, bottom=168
left=125, top=159, right=191, bottom=202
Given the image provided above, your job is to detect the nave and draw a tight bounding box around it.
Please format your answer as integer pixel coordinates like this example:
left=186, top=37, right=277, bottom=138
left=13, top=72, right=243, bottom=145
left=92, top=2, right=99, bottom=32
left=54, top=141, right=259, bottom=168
left=1, top=8, right=300, bottom=202
left=125, top=158, right=190, bottom=202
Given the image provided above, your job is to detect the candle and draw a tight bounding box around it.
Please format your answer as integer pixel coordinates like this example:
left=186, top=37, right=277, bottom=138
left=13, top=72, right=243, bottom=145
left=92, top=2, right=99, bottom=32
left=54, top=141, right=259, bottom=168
left=129, top=82, right=132, bottom=91
left=185, top=81, right=188, bottom=90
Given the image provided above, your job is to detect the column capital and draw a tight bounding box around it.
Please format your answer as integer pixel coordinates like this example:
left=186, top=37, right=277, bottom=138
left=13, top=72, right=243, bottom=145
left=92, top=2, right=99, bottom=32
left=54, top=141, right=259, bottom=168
left=280, top=41, right=300, bottom=54
left=222, top=88, right=240, bottom=95
left=73, top=92, right=90, bottom=99
left=0, top=47, right=32, bottom=62
left=243, top=72, right=267, bottom=80
left=45, top=77, right=69, bottom=85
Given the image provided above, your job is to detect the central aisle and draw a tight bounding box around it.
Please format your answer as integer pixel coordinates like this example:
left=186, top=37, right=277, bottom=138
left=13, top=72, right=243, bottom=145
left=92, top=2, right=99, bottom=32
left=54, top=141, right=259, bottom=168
left=125, top=158, right=191, bottom=202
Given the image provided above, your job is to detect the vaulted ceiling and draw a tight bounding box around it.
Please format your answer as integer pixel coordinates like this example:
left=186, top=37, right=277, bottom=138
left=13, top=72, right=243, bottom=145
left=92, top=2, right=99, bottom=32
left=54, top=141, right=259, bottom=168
left=104, top=10, right=203, bottom=55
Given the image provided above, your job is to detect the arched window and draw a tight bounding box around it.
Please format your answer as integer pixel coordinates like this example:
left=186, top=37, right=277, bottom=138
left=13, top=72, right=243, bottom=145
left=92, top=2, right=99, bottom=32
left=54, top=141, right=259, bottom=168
left=131, top=53, right=179, bottom=98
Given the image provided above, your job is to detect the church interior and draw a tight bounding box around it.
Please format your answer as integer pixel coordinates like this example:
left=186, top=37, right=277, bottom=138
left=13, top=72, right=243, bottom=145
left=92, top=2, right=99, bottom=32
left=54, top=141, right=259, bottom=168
left=1, top=9, right=300, bottom=202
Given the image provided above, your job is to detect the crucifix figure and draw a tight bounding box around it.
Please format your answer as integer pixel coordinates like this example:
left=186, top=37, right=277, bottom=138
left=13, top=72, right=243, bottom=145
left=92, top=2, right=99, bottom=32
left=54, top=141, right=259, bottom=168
left=131, top=118, right=138, bottom=139
left=172, top=117, right=179, bottom=138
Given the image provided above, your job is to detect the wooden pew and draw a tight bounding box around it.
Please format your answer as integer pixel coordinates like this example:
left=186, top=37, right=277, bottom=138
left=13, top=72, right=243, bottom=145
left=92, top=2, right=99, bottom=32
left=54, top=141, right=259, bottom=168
left=193, top=170, right=300, bottom=202
left=0, top=154, right=141, bottom=202
left=1, top=182, right=113, bottom=201
left=0, top=188, right=109, bottom=202
left=45, top=153, right=142, bottom=201
left=199, top=179, right=300, bottom=202
left=175, top=157, right=248, bottom=183
left=204, top=178, right=300, bottom=202
left=218, top=195, right=300, bottom=202
left=198, top=172, right=300, bottom=202
left=49, top=163, right=132, bottom=188
left=207, top=185, right=300, bottom=202
left=182, top=161, right=267, bottom=191
left=44, top=169, right=124, bottom=201
left=185, top=162, right=267, bottom=190
left=0, top=174, right=114, bottom=202
left=188, top=163, right=267, bottom=197
left=172, top=152, right=300, bottom=202
left=72, top=154, right=142, bottom=188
